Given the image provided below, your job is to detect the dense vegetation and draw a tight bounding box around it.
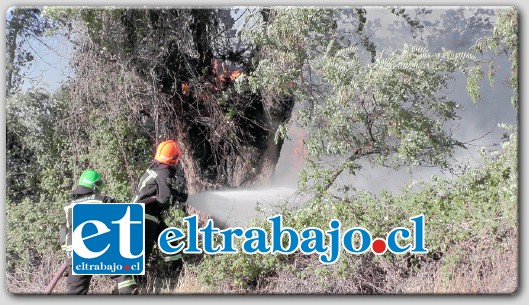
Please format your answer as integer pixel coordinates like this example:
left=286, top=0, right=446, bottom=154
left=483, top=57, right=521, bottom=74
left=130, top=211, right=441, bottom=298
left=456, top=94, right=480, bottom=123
left=5, top=7, right=518, bottom=294
left=192, top=129, right=517, bottom=293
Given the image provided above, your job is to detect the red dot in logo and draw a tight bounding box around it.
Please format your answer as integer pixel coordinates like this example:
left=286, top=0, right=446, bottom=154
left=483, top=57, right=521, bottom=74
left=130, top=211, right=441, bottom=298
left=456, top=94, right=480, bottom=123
left=372, top=238, right=387, bottom=254
left=125, top=265, right=130, bottom=270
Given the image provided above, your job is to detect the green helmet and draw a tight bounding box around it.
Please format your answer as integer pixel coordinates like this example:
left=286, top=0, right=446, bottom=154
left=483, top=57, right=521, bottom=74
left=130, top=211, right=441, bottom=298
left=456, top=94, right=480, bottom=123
left=78, top=169, right=105, bottom=192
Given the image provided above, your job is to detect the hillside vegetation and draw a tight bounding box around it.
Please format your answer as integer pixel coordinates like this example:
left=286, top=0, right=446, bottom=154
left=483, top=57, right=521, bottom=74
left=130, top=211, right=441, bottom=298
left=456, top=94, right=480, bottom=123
left=7, top=131, right=517, bottom=294
left=6, top=7, right=518, bottom=295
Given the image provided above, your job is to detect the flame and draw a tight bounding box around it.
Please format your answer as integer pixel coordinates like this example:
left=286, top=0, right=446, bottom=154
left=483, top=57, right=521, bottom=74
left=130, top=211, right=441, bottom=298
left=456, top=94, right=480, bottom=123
left=181, top=83, right=190, bottom=96
left=213, top=58, right=242, bottom=83
left=180, top=60, right=243, bottom=96
left=213, top=60, right=219, bottom=74
left=274, top=124, right=308, bottom=185
left=229, top=71, right=242, bottom=81
left=291, top=126, right=308, bottom=170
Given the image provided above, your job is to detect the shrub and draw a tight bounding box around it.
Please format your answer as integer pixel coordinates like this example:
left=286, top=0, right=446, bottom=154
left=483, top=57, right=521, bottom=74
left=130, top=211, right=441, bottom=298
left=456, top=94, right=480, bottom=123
left=194, top=131, right=517, bottom=293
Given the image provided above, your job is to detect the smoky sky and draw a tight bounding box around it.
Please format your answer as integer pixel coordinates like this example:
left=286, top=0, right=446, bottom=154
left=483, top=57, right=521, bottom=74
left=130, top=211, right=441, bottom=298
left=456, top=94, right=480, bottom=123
left=189, top=8, right=517, bottom=227
left=274, top=7, right=517, bottom=194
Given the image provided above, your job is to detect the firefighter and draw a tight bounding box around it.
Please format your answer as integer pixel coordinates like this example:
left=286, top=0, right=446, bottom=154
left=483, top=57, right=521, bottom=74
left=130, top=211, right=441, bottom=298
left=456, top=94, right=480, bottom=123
left=61, top=169, right=137, bottom=294
left=132, top=140, right=188, bottom=280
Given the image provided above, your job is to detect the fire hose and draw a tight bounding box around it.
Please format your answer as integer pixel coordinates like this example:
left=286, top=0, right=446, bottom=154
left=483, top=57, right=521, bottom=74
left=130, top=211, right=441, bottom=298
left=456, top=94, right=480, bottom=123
left=44, top=261, right=68, bottom=294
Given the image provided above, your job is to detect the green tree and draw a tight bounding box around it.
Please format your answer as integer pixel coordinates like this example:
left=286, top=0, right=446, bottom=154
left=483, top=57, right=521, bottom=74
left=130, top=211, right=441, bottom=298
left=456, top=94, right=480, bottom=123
left=472, top=7, right=518, bottom=109
left=237, top=8, right=484, bottom=198
left=5, top=8, right=63, bottom=94
left=43, top=8, right=296, bottom=192
left=6, top=87, right=71, bottom=272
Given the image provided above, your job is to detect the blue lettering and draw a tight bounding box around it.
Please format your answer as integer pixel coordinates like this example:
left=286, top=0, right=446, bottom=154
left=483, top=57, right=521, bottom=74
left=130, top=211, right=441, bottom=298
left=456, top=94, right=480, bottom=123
left=386, top=227, right=411, bottom=254
left=158, top=227, right=185, bottom=255
left=270, top=215, right=300, bottom=254
left=320, top=219, right=341, bottom=264
left=342, top=227, right=371, bottom=254
left=242, top=228, right=270, bottom=254
left=410, top=214, right=428, bottom=253
left=219, top=227, right=244, bottom=253
left=300, top=227, right=328, bottom=254
left=199, top=219, right=221, bottom=254
left=183, top=215, right=202, bottom=253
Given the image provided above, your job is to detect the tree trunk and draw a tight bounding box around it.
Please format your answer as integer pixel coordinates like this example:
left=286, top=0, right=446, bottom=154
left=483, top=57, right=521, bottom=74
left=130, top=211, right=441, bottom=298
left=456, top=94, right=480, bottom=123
left=70, top=8, right=296, bottom=193
left=6, top=11, right=21, bottom=93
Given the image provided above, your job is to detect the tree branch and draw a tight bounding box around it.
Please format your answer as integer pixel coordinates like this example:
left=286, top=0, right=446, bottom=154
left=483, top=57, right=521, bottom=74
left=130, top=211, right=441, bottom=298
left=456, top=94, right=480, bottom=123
left=323, top=145, right=376, bottom=191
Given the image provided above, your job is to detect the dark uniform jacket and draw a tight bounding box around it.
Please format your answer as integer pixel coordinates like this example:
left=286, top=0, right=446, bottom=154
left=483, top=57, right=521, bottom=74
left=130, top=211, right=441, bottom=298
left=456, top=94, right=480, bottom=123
left=132, top=160, right=188, bottom=217
left=62, top=186, right=115, bottom=262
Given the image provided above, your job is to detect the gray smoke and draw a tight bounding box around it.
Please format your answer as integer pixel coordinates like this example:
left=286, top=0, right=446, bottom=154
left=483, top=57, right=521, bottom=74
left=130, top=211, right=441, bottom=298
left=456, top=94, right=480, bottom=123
left=187, top=8, right=516, bottom=227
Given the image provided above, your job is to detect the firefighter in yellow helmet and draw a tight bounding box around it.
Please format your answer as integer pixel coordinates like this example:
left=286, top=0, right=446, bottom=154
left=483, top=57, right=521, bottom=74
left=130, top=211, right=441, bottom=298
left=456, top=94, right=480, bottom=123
left=61, top=169, right=137, bottom=294
left=132, top=140, right=188, bottom=283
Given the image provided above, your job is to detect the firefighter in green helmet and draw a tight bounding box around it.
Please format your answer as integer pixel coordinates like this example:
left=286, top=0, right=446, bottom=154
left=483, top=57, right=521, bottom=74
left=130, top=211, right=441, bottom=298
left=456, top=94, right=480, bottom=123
left=60, top=169, right=137, bottom=294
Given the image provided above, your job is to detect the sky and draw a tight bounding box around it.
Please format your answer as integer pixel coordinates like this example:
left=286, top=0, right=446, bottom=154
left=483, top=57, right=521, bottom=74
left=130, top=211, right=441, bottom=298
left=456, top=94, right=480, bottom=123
left=5, top=7, right=74, bottom=91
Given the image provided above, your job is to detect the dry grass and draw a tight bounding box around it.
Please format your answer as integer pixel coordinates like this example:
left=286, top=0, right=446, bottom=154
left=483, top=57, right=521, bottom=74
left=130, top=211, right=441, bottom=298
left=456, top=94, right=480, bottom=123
left=6, top=253, right=60, bottom=295
left=399, top=230, right=518, bottom=294
left=168, top=265, right=212, bottom=294
left=183, top=229, right=519, bottom=295
left=132, top=261, right=202, bottom=295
